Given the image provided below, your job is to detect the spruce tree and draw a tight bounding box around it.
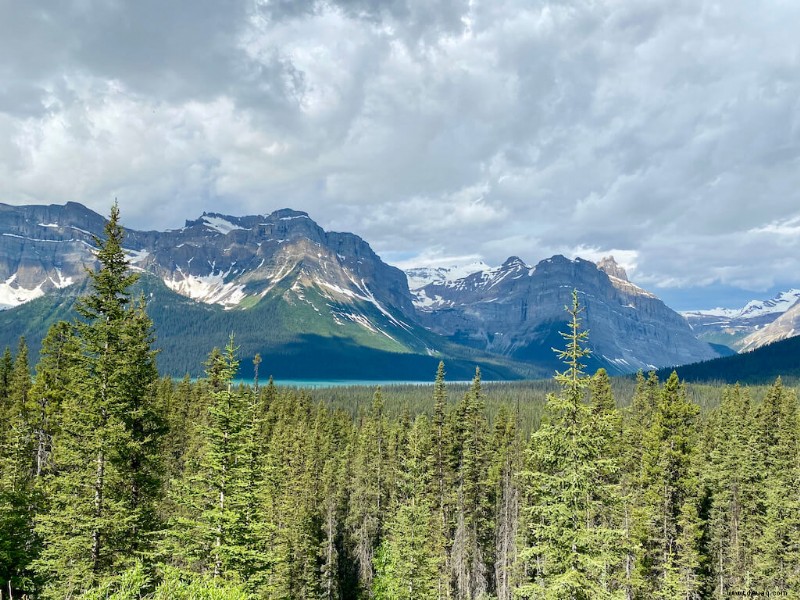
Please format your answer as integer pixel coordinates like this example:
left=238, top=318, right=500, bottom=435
left=450, top=368, right=492, bottom=600
left=0, top=338, right=38, bottom=595
left=490, top=406, right=521, bottom=600
left=518, top=290, right=624, bottom=599
left=703, top=385, right=760, bottom=597
left=753, top=378, right=800, bottom=593
left=162, top=338, right=257, bottom=582
left=374, top=414, right=442, bottom=600
left=34, top=204, right=164, bottom=597
left=348, top=387, right=389, bottom=596
left=635, top=372, right=704, bottom=599
left=430, top=360, right=453, bottom=599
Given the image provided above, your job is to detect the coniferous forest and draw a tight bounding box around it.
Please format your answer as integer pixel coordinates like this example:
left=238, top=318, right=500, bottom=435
left=2, top=208, right=800, bottom=599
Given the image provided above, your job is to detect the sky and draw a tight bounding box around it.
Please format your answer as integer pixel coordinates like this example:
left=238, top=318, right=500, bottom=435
left=1, top=0, right=799, bottom=310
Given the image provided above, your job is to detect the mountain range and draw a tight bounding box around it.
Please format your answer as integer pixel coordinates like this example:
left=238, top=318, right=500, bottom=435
left=682, top=289, right=800, bottom=351
left=0, top=201, right=772, bottom=379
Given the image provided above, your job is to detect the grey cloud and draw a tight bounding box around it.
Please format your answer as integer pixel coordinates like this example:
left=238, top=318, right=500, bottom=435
left=1, top=0, right=799, bottom=303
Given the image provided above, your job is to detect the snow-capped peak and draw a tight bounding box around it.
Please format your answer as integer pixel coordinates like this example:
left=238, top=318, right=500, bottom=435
left=682, top=288, right=800, bottom=320
left=404, top=261, right=491, bottom=290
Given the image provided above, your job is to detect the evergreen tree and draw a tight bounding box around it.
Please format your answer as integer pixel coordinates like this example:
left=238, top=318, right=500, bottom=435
left=703, top=385, right=760, bottom=597
left=34, top=204, right=164, bottom=597
left=752, top=378, right=800, bottom=593
left=0, top=346, right=13, bottom=424
left=430, top=360, right=454, bottom=599
left=28, top=322, right=77, bottom=478
left=374, top=414, right=442, bottom=600
left=490, top=406, right=521, bottom=600
left=348, top=387, right=389, bottom=596
left=450, top=368, right=492, bottom=600
left=162, top=338, right=259, bottom=582
left=0, top=338, right=38, bottom=595
left=518, top=290, right=624, bottom=599
left=635, top=372, right=704, bottom=599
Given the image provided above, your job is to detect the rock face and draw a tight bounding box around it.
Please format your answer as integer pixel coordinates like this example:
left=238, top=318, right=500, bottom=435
left=739, top=300, right=800, bottom=351
left=0, top=202, right=104, bottom=307
left=410, top=255, right=720, bottom=373
left=682, top=289, right=800, bottom=350
left=0, top=203, right=417, bottom=348
left=1, top=202, right=723, bottom=375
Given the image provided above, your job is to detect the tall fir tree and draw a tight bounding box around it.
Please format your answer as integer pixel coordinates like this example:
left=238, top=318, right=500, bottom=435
left=490, top=406, right=521, bottom=600
left=752, top=378, right=800, bottom=593
left=703, top=385, right=760, bottom=597
left=34, top=204, right=164, bottom=597
left=635, top=372, right=704, bottom=599
left=518, top=290, right=624, bottom=600
left=374, top=414, right=442, bottom=600
left=0, top=338, right=38, bottom=595
left=348, top=387, right=389, bottom=597
left=162, top=337, right=265, bottom=585
left=450, top=368, right=492, bottom=600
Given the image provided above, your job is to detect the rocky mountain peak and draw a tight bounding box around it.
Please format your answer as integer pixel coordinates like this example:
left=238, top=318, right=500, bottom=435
left=597, top=256, right=629, bottom=282
left=501, top=256, right=530, bottom=270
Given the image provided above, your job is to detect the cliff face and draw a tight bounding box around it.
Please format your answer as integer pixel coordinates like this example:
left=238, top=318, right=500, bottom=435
left=0, top=202, right=104, bottom=307
left=411, top=255, right=720, bottom=373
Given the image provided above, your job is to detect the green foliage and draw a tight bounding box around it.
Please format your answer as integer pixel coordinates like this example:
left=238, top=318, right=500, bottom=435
left=33, top=204, right=165, bottom=598
left=2, top=215, right=800, bottom=600
left=518, top=290, right=625, bottom=599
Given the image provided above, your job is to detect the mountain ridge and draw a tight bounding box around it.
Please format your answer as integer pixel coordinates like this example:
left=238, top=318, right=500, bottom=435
left=1, top=202, right=725, bottom=376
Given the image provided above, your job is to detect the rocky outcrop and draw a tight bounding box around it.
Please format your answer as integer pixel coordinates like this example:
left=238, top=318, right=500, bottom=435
left=410, top=255, right=720, bottom=373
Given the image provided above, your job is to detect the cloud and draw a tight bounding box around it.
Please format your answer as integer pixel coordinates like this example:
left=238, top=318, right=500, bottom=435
left=1, top=0, right=799, bottom=302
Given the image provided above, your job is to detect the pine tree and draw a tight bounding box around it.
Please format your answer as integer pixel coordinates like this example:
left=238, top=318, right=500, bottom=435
left=0, top=338, right=38, bottom=595
left=703, top=385, right=760, bottom=597
left=518, top=290, right=624, bottom=599
left=348, top=387, right=389, bottom=596
left=450, top=368, right=492, bottom=600
left=752, top=378, right=800, bottom=593
left=635, top=372, right=704, bottom=599
left=0, top=346, right=13, bottom=424
left=374, top=414, right=442, bottom=600
left=490, top=406, right=521, bottom=600
left=28, top=322, right=77, bottom=479
left=162, top=338, right=258, bottom=582
left=34, top=204, right=164, bottom=597
left=430, top=360, right=453, bottom=599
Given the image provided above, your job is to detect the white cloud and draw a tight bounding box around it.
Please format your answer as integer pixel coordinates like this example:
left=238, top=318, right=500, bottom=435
left=1, top=0, right=799, bottom=301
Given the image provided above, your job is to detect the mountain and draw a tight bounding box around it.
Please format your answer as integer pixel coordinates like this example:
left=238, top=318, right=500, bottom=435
left=1, top=202, right=726, bottom=378
left=682, top=289, right=800, bottom=349
left=0, top=202, right=529, bottom=380
left=738, top=299, right=800, bottom=351
left=407, top=255, right=720, bottom=374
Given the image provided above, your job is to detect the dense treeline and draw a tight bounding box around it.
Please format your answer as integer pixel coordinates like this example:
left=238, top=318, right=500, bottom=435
left=1, top=209, right=800, bottom=598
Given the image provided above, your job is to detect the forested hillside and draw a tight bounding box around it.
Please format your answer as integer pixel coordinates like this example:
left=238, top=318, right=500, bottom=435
left=1, top=208, right=799, bottom=598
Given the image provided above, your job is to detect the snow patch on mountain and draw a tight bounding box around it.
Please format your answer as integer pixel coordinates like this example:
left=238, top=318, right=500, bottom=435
left=164, top=267, right=247, bottom=308
left=405, top=261, right=491, bottom=290
left=0, top=274, right=45, bottom=309
left=201, top=215, right=245, bottom=235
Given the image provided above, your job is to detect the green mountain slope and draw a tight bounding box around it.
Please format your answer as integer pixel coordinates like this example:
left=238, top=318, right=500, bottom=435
left=0, top=274, right=537, bottom=381
left=657, top=335, right=800, bottom=384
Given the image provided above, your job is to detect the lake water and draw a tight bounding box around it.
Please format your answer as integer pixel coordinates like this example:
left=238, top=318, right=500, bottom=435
left=234, top=379, right=465, bottom=389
